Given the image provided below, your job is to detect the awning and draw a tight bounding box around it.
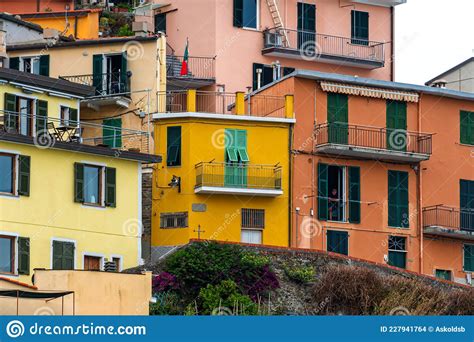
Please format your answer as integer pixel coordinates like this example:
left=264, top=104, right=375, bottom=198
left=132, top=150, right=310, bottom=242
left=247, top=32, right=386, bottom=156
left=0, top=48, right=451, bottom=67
left=0, top=290, right=73, bottom=299
left=320, top=81, right=419, bottom=103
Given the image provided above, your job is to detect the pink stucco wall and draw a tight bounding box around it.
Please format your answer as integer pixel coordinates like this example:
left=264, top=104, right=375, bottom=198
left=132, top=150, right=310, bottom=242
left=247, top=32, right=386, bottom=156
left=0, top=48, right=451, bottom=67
left=160, top=0, right=394, bottom=93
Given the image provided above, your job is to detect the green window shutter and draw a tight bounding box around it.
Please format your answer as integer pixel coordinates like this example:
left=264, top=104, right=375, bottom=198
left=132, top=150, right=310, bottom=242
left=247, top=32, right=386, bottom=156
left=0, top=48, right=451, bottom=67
left=35, top=100, right=48, bottom=134
left=9, top=57, right=19, bottom=70
left=327, top=230, right=349, bottom=255
left=18, top=155, right=31, bottom=196
left=103, top=118, right=122, bottom=148
left=92, top=54, right=103, bottom=94
left=351, top=10, right=369, bottom=44
left=388, top=251, right=406, bottom=268
left=464, top=245, right=474, bottom=272
left=225, top=128, right=238, bottom=162
left=388, top=170, right=398, bottom=227
left=388, top=171, right=409, bottom=228
left=318, top=163, right=329, bottom=220
left=233, top=0, right=243, bottom=27
left=39, top=55, right=50, bottom=76
left=349, top=166, right=361, bottom=223
left=120, top=52, right=128, bottom=93
left=166, top=126, right=181, bottom=166
left=327, top=93, right=348, bottom=144
left=235, top=130, right=249, bottom=162
left=74, top=163, right=84, bottom=203
left=4, top=93, right=17, bottom=131
left=105, top=167, right=116, bottom=207
left=386, top=100, right=407, bottom=151
left=18, top=237, right=30, bottom=275
left=52, top=241, right=62, bottom=270
left=460, top=111, right=473, bottom=145
left=53, top=241, right=75, bottom=270
left=399, top=171, right=409, bottom=228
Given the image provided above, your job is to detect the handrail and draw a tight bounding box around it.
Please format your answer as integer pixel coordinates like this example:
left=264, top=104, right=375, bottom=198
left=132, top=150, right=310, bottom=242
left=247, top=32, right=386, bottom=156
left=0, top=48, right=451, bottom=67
left=423, top=205, right=474, bottom=232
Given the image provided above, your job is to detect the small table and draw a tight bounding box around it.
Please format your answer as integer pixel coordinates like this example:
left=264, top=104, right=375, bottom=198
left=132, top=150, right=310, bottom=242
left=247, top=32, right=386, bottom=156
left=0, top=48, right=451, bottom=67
left=56, top=125, right=77, bottom=142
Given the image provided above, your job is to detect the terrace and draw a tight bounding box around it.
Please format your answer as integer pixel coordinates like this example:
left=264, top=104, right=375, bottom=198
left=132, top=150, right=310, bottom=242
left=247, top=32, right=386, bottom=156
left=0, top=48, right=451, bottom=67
left=423, top=205, right=474, bottom=241
left=262, top=28, right=385, bottom=69
left=313, top=123, right=432, bottom=163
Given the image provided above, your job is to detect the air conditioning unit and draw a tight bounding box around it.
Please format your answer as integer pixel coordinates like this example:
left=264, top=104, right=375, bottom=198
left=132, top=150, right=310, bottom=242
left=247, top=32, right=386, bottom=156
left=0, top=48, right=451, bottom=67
left=265, top=32, right=283, bottom=48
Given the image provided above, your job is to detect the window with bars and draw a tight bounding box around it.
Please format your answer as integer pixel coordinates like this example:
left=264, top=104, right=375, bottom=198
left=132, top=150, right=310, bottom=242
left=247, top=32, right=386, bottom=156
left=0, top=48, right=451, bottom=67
left=388, top=235, right=407, bottom=269
left=160, top=212, right=188, bottom=229
left=241, top=209, right=265, bottom=229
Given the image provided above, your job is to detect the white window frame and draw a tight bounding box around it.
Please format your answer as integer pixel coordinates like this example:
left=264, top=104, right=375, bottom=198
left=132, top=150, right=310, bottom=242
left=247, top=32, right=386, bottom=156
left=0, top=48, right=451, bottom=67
left=19, top=56, right=41, bottom=74
left=0, top=231, right=19, bottom=276
left=242, top=0, right=260, bottom=30
left=241, top=228, right=263, bottom=245
left=0, top=152, right=19, bottom=198
left=80, top=161, right=107, bottom=208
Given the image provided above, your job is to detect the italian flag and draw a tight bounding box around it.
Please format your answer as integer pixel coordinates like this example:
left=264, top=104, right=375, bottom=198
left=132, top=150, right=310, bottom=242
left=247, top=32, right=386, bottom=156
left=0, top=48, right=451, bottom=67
left=180, top=40, right=189, bottom=76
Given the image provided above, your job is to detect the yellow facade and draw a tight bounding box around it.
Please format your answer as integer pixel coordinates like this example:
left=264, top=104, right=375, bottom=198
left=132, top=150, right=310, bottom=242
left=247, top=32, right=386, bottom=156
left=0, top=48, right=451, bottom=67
left=22, top=10, right=100, bottom=39
left=152, top=115, right=292, bottom=247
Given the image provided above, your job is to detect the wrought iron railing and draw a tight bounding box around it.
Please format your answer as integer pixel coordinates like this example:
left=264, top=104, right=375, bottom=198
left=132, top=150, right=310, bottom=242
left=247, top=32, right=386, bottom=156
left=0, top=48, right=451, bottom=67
left=263, top=27, right=385, bottom=64
left=60, top=71, right=130, bottom=97
left=314, top=123, right=432, bottom=155
left=166, top=55, right=216, bottom=80
left=157, top=90, right=286, bottom=118
left=195, top=162, right=282, bottom=190
left=423, top=205, right=474, bottom=232
left=0, top=110, right=150, bottom=153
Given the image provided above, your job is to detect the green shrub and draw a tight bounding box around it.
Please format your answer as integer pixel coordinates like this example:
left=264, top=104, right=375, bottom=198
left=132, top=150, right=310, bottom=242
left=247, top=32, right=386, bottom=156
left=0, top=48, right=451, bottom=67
left=149, top=291, right=182, bottom=315
left=241, top=252, right=270, bottom=268
left=117, top=24, right=133, bottom=37
left=198, top=280, right=258, bottom=315
left=284, top=264, right=315, bottom=284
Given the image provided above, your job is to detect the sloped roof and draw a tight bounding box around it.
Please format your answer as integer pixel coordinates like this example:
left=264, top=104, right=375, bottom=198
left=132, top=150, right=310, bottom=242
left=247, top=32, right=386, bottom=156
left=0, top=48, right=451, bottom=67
left=0, top=12, right=43, bottom=32
left=425, top=57, right=474, bottom=86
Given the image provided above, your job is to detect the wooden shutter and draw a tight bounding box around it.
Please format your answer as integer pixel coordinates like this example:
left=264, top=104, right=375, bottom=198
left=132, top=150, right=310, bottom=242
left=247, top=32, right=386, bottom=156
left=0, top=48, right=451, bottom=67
left=349, top=166, right=360, bottom=223
left=9, top=57, right=19, bottom=70
left=399, top=171, right=409, bottom=228
left=92, top=54, right=103, bottom=94
left=39, top=55, right=50, bottom=76
left=388, top=170, right=398, bottom=227
left=327, top=230, right=348, bottom=255
left=233, top=0, right=243, bottom=27
left=70, top=108, right=78, bottom=125
left=327, top=93, right=348, bottom=144
left=388, top=171, right=409, bottom=228
left=103, top=118, right=122, bottom=148
left=464, top=244, right=474, bottom=272
left=35, top=100, right=48, bottom=134
left=18, top=237, right=30, bottom=275
left=318, top=163, right=328, bottom=220
left=4, top=93, right=17, bottom=131
left=236, top=130, right=248, bottom=161
left=18, top=155, right=31, bottom=196
left=460, top=110, right=473, bottom=145
left=166, top=126, right=181, bottom=166
left=74, top=163, right=84, bottom=203
left=53, top=241, right=75, bottom=270
left=105, top=167, right=117, bottom=207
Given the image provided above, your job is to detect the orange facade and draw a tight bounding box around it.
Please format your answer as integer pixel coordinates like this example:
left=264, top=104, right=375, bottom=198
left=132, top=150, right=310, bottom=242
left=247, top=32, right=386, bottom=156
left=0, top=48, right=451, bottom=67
left=0, top=0, right=73, bottom=13
left=260, top=73, right=474, bottom=284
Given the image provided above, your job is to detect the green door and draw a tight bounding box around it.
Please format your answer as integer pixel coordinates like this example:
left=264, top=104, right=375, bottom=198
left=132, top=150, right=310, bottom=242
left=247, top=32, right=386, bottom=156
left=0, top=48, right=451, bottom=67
left=386, top=100, right=407, bottom=151
left=224, top=129, right=248, bottom=188
left=327, top=93, right=348, bottom=144
left=327, top=230, right=348, bottom=255
left=103, top=118, right=122, bottom=148
left=460, top=179, right=474, bottom=231
left=435, top=269, right=451, bottom=281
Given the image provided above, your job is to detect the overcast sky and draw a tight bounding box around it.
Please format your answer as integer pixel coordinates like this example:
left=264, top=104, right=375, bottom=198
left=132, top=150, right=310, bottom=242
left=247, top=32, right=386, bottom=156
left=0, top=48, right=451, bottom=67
left=394, top=0, right=474, bottom=85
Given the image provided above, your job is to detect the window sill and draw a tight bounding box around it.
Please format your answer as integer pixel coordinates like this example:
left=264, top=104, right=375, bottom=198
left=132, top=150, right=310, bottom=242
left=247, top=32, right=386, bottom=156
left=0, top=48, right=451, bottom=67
left=240, top=27, right=260, bottom=32
left=0, top=193, right=19, bottom=199
left=81, top=203, right=106, bottom=210
left=388, top=226, right=410, bottom=229
left=0, top=272, right=18, bottom=277
left=458, top=142, right=474, bottom=148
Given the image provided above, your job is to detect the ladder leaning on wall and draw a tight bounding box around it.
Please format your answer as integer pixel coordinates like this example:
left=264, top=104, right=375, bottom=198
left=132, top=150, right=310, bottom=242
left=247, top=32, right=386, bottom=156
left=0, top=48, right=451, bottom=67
left=265, top=0, right=290, bottom=47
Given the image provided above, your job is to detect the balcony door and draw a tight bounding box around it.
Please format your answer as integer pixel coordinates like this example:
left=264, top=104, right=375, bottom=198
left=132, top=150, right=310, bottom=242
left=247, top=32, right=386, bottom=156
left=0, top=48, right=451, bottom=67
left=327, top=93, right=348, bottom=144
left=224, top=129, right=248, bottom=188
left=92, top=53, right=128, bottom=96
left=460, top=179, right=474, bottom=231
left=386, top=100, right=407, bottom=151
left=297, top=3, right=316, bottom=50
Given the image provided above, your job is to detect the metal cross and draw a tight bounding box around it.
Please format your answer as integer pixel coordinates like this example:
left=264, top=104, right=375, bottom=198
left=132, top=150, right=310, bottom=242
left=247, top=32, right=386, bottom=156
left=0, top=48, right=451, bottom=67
left=194, top=225, right=205, bottom=239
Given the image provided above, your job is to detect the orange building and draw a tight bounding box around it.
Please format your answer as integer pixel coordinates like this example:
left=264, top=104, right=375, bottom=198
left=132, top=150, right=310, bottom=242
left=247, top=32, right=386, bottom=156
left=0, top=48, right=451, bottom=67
left=257, top=70, right=474, bottom=285
left=0, top=0, right=74, bottom=13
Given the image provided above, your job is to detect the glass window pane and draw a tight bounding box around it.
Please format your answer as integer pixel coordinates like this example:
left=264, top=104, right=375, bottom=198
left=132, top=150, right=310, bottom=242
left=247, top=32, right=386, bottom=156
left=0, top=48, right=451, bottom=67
left=241, top=229, right=262, bottom=244
left=242, top=0, right=257, bottom=28
left=0, top=155, right=14, bottom=194
left=0, top=237, right=13, bottom=273
left=84, top=166, right=100, bottom=204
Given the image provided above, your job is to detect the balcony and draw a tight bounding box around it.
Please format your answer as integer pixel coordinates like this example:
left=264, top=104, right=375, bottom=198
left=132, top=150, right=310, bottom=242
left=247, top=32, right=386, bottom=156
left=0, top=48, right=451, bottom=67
left=166, top=54, right=216, bottom=90
left=0, top=110, right=154, bottom=158
left=155, top=90, right=293, bottom=120
left=423, top=205, right=474, bottom=241
left=314, top=123, right=432, bottom=163
left=59, top=72, right=131, bottom=109
left=195, top=162, right=283, bottom=197
left=262, top=28, right=385, bottom=69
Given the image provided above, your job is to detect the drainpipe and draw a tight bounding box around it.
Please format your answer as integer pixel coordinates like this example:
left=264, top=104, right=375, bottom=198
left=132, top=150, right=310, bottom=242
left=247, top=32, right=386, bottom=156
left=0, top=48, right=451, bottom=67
left=418, top=93, right=424, bottom=275
left=390, top=6, right=395, bottom=82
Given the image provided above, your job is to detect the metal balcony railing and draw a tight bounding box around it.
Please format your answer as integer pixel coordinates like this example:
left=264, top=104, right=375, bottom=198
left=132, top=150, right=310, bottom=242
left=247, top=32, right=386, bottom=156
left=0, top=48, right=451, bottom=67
left=60, top=72, right=130, bottom=97
left=0, top=110, right=150, bottom=154
left=314, top=123, right=433, bottom=155
left=157, top=90, right=288, bottom=118
left=195, top=162, right=282, bottom=190
left=167, top=55, right=216, bottom=80
left=263, top=27, right=385, bottom=65
left=423, top=205, right=474, bottom=232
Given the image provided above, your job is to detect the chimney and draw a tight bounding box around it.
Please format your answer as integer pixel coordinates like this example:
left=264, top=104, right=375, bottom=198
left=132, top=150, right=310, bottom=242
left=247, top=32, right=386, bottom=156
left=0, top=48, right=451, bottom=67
left=43, top=28, right=60, bottom=45
left=132, top=21, right=148, bottom=38
left=431, top=79, right=447, bottom=89
left=0, top=20, right=7, bottom=67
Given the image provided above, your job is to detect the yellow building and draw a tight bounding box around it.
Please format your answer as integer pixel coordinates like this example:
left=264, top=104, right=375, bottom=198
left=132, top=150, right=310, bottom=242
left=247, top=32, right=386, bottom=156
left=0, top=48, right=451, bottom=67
left=151, top=90, right=294, bottom=250
left=0, top=68, right=160, bottom=284
left=18, top=9, right=101, bottom=40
